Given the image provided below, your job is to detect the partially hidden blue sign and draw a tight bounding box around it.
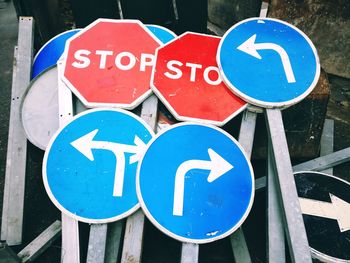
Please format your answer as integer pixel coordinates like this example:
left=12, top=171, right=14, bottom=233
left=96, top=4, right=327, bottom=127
left=217, top=18, right=320, bottom=108
left=137, top=123, right=254, bottom=243
left=32, top=29, right=80, bottom=79
left=43, top=108, right=154, bottom=223
left=146, top=24, right=176, bottom=44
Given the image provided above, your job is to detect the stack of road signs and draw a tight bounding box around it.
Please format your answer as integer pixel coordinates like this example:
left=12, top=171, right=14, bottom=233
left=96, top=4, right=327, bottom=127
left=33, top=15, right=340, bottom=257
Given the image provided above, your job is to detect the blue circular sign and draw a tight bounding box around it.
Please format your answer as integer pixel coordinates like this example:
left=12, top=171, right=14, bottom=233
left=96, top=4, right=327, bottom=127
left=217, top=18, right=320, bottom=108
left=32, top=29, right=80, bottom=79
left=43, top=108, right=154, bottom=223
left=146, top=24, right=176, bottom=44
left=137, top=123, right=254, bottom=243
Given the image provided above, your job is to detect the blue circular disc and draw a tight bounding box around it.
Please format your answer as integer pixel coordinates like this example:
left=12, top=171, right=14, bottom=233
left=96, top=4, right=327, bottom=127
left=146, top=24, right=176, bottom=44
left=137, top=123, right=254, bottom=243
left=217, top=18, right=320, bottom=108
left=32, top=29, right=80, bottom=79
left=43, top=108, right=154, bottom=223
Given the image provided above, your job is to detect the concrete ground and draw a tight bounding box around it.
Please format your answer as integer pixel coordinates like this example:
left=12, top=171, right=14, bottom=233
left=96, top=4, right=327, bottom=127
left=0, top=0, right=349, bottom=262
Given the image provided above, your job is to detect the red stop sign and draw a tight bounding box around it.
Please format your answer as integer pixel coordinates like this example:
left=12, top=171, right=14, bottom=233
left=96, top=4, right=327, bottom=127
left=151, top=32, right=247, bottom=126
left=62, top=19, right=161, bottom=109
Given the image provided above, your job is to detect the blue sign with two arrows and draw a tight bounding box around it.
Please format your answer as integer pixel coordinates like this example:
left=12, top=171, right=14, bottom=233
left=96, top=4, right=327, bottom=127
left=43, top=109, right=154, bottom=223
left=137, top=123, right=254, bottom=243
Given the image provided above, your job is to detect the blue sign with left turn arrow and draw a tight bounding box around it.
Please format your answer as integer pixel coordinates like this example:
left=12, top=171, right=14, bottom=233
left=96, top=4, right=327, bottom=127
left=137, top=123, right=254, bottom=243
left=43, top=108, right=154, bottom=223
left=217, top=18, right=320, bottom=108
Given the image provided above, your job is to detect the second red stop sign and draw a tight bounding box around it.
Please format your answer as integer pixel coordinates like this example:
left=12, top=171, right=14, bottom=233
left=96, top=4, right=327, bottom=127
left=151, top=32, right=247, bottom=126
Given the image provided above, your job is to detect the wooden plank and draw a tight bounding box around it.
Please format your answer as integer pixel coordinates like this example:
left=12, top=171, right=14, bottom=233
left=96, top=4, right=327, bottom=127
left=86, top=224, right=108, bottom=263
left=121, top=95, right=158, bottom=263
left=267, top=146, right=285, bottom=263
left=1, top=16, right=34, bottom=246
left=57, top=60, right=80, bottom=263
left=17, top=221, right=61, bottom=263
left=319, top=119, right=334, bottom=174
left=180, top=243, right=199, bottom=263
left=121, top=210, right=145, bottom=263
left=230, top=110, right=257, bottom=263
left=265, top=109, right=312, bottom=263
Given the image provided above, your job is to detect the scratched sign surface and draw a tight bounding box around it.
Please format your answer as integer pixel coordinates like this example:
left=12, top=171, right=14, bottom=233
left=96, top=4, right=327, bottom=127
left=137, top=123, right=254, bottom=243
left=43, top=108, right=154, bottom=223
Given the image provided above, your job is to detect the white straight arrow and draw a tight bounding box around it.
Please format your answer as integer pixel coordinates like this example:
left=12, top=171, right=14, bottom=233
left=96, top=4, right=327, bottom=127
left=173, top=148, right=234, bottom=216
left=299, top=193, right=350, bottom=232
left=70, top=129, right=146, bottom=197
left=237, top=34, right=296, bottom=83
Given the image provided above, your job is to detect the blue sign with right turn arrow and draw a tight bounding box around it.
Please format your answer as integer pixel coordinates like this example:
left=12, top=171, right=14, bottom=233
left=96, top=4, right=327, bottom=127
left=137, top=123, right=254, bottom=244
left=217, top=18, right=320, bottom=108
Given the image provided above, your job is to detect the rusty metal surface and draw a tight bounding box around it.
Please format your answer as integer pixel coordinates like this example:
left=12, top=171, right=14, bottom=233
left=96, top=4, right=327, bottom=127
left=269, top=0, right=350, bottom=78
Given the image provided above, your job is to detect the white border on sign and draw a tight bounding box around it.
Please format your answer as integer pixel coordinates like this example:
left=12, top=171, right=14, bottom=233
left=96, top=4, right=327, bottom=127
left=21, top=66, right=58, bottom=150
left=217, top=17, right=321, bottom=109
left=42, top=108, right=155, bottom=224
left=150, top=31, right=248, bottom=126
left=61, top=19, right=163, bottom=110
left=294, top=171, right=350, bottom=263
left=136, top=122, right=255, bottom=244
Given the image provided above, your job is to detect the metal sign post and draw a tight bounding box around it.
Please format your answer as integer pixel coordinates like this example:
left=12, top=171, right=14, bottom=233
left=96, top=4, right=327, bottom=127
left=57, top=60, right=80, bottom=263
left=266, top=109, right=312, bottom=262
left=1, top=17, right=33, bottom=246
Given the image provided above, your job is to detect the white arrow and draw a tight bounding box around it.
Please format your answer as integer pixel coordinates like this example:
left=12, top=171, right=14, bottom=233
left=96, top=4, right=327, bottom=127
left=70, top=129, right=147, bottom=197
left=237, top=34, right=296, bottom=83
left=173, top=148, right=234, bottom=216
left=299, top=194, right=350, bottom=232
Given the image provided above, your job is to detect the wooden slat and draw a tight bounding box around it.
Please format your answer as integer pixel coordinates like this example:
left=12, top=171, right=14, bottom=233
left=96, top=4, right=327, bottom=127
left=1, top=16, right=34, bottom=245
left=265, top=109, right=312, bottom=263
left=57, top=60, right=80, bottom=263
left=180, top=243, right=199, bottom=263
left=18, top=221, right=61, bottom=263
left=121, top=95, right=158, bottom=263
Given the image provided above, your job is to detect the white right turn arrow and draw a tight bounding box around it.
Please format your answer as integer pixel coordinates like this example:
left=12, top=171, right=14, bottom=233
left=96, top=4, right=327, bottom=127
left=299, top=194, right=350, bottom=232
left=172, top=148, right=233, bottom=216
left=237, top=34, right=296, bottom=83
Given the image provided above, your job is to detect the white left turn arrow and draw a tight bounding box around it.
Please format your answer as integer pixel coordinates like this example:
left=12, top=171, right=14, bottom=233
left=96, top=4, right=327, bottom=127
left=237, top=34, right=296, bottom=83
left=299, top=194, right=350, bottom=232
left=173, top=148, right=233, bottom=216
left=71, top=129, right=147, bottom=197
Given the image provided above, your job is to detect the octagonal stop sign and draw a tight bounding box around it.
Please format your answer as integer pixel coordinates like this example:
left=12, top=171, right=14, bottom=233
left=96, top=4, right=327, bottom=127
left=62, top=19, right=162, bottom=109
left=151, top=32, right=247, bottom=126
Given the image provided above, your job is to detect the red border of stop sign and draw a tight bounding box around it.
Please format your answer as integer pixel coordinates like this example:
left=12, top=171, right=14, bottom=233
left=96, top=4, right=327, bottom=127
left=62, top=19, right=162, bottom=109
left=151, top=32, right=247, bottom=126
